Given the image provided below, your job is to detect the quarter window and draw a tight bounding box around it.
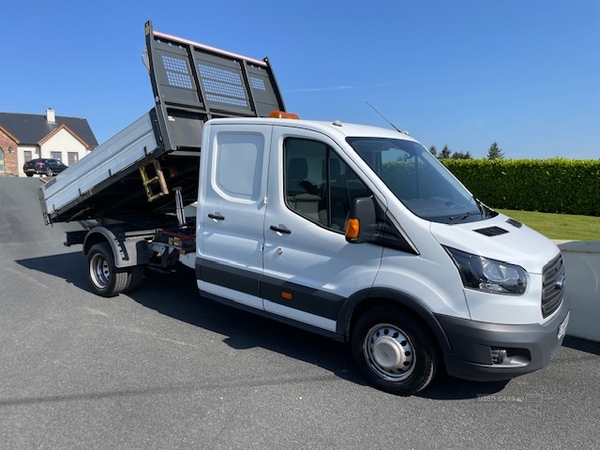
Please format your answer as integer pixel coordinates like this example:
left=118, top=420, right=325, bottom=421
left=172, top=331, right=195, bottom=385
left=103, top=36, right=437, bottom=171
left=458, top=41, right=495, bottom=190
left=284, top=137, right=371, bottom=231
left=213, top=131, right=265, bottom=202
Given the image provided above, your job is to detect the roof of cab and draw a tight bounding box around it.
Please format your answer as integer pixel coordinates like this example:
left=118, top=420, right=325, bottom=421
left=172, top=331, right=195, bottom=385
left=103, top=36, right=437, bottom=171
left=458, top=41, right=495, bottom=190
left=208, top=116, right=420, bottom=143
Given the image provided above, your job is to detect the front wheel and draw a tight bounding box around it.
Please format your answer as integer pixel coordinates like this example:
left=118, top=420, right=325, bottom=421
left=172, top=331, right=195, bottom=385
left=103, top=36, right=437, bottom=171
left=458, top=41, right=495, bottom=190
left=45, top=168, right=54, bottom=176
left=87, top=243, right=129, bottom=297
left=351, top=306, right=439, bottom=396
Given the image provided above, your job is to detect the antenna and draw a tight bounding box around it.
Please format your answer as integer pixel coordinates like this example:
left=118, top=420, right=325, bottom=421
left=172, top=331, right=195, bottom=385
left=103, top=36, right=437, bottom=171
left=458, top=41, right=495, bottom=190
left=365, top=101, right=407, bottom=135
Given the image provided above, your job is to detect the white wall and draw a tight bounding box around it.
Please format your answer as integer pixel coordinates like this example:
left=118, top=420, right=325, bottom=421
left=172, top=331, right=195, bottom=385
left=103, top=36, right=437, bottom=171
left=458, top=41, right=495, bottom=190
left=40, top=128, right=87, bottom=160
left=17, top=145, right=39, bottom=176
left=555, top=240, right=600, bottom=342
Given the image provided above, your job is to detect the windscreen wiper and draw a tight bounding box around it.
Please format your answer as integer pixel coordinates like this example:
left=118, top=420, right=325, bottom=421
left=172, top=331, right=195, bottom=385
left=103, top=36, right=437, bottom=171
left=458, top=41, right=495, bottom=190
left=449, top=211, right=482, bottom=223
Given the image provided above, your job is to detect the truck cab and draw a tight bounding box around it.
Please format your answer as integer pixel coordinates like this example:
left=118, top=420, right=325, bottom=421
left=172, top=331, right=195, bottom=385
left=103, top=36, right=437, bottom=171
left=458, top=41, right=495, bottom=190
left=196, top=115, right=569, bottom=395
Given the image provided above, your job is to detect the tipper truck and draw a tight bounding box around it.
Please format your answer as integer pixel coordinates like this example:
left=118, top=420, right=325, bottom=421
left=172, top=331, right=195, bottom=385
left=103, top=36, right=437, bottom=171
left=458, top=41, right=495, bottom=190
left=39, top=21, right=570, bottom=395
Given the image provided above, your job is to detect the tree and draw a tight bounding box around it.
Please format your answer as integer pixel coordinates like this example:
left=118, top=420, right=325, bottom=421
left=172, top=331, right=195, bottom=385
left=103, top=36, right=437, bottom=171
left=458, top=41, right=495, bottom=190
left=450, top=151, right=473, bottom=160
left=439, top=145, right=452, bottom=159
left=429, top=145, right=437, bottom=157
left=487, top=141, right=504, bottom=160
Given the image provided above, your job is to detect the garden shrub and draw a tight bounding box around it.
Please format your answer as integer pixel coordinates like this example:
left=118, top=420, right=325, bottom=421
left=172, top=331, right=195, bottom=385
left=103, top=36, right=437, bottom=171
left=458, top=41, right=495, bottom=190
left=441, top=158, right=600, bottom=216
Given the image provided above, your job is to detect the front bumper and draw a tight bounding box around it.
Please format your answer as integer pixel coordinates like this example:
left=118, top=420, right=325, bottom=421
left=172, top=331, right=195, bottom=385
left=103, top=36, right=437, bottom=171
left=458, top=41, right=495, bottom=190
left=436, top=296, right=570, bottom=382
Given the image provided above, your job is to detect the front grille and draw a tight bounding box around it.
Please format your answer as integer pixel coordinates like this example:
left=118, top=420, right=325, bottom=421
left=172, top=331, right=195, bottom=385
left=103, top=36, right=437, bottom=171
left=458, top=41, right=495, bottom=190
left=542, top=254, right=565, bottom=318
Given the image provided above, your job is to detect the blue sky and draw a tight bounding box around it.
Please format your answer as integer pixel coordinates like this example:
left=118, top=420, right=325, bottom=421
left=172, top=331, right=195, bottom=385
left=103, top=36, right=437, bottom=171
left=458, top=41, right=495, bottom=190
left=2, top=0, right=598, bottom=159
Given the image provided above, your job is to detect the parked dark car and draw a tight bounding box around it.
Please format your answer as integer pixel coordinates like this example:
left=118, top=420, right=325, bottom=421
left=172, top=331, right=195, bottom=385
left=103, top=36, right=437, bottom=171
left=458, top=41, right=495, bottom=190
left=23, top=158, right=68, bottom=177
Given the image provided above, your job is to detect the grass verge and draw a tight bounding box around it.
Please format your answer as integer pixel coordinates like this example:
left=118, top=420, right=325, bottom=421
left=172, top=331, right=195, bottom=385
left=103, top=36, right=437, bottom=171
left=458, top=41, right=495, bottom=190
left=497, top=209, right=600, bottom=242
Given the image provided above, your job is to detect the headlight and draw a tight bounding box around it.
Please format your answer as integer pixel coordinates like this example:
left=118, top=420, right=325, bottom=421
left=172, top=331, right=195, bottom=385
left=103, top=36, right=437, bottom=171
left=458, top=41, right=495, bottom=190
left=444, top=247, right=528, bottom=295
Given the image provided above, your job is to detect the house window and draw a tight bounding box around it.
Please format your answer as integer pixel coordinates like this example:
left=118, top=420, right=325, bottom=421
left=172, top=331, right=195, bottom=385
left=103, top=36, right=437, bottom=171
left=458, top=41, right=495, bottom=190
left=67, top=152, right=79, bottom=166
left=51, top=152, right=62, bottom=161
left=0, top=147, right=4, bottom=173
left=24, top=151, right=32, bottom=162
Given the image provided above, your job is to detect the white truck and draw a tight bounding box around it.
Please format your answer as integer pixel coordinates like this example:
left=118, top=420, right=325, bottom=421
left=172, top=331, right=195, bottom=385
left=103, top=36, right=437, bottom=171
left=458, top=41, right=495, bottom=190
left=39, top=21, right=570, bottom=396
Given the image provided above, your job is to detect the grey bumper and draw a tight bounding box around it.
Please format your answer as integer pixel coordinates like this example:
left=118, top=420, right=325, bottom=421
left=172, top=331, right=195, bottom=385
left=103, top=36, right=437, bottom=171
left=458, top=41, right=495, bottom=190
left=436, top=297, right=570, bottom=382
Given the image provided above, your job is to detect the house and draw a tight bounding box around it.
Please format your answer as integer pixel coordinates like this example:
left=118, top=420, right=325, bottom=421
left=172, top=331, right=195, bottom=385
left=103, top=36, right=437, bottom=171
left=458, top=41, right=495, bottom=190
left=0, top=108, right=98, bottom=177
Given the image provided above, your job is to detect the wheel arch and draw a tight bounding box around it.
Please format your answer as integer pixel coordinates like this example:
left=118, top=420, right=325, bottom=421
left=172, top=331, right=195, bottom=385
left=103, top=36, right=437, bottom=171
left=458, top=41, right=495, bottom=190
left=83, top=228, right=111, bottom=255
left=83, top=226, right=149, bottom=268
left=337, top=288, right=452, bottom=356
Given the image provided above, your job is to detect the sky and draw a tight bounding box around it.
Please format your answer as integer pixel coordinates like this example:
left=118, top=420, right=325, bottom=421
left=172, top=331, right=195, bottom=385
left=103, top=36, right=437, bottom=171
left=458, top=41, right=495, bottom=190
left=2, top=0, right=598, bottom=159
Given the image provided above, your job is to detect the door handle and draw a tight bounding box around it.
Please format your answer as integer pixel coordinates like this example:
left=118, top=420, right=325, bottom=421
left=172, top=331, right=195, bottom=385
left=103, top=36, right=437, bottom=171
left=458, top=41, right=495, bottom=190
left=270, top=225, right=291, bottom=234
left=208, top=213, right=225, bottom=221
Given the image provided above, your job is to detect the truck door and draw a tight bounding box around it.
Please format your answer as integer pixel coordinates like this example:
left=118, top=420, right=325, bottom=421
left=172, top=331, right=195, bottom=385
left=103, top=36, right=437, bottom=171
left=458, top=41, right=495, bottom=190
left=262, top=128, right=384, bottom=333
left=196, top=124, right=271, bottom=310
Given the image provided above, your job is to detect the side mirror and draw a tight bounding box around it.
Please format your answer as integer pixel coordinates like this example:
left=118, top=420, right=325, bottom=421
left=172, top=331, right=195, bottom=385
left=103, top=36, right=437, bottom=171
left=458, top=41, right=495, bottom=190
left=345, top=197, right=378, bottom=243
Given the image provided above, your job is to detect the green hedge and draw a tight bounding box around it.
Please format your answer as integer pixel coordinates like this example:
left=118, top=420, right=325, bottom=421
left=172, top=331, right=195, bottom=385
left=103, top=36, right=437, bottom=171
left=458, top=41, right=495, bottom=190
left=441, top=158, right=600, bottom=216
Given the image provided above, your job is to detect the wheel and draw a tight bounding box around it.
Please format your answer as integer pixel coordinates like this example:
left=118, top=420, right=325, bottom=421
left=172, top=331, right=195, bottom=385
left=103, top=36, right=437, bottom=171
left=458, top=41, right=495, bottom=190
left=46, top=168, right=54, bottom=176
left=123, top=265, right=145, bottom=293
left=351, top=306, right=439, bottom=396
left=86, top=243, right=128, bottom=297
left=26, top=173, right=34, bottom=177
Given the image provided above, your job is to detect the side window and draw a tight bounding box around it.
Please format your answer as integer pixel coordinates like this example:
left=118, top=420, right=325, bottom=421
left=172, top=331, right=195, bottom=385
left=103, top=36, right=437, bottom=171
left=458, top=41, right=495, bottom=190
left=213, top=132, right=265, bottom=202
left=284, top=138, right=372, bottom=231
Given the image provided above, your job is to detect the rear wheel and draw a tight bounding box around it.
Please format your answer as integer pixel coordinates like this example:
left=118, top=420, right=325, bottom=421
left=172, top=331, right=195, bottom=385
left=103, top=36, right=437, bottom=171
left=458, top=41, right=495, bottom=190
left=87, top=243, right=128, bottom=297
left=351, top=306, right=439, bottom=396
left=124, top=265, right=145, bottom=293
left=26, top=173, right=34, bottom=177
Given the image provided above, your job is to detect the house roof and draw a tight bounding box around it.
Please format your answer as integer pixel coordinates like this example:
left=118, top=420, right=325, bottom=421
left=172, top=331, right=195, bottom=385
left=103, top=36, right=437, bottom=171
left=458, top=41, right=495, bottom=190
left=0, top=111, right=99, bottom=149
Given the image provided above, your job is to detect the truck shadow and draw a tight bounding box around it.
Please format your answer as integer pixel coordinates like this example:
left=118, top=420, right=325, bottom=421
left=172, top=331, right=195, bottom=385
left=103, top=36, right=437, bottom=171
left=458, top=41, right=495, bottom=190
left=17, top=253, right=510, bottom=400
left=127, top=267, right=513, bottom=400
left=16, top=251, right=92, bottom=292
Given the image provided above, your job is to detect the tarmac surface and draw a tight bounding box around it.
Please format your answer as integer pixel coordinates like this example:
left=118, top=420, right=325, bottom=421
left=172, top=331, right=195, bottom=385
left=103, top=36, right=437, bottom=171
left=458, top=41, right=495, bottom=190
left=1, top=177, right=599, bottom=449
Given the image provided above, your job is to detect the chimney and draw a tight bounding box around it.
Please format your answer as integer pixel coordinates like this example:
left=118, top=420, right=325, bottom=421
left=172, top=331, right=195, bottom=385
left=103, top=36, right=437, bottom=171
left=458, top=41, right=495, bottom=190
left=46, top=108, right=56, bottom=124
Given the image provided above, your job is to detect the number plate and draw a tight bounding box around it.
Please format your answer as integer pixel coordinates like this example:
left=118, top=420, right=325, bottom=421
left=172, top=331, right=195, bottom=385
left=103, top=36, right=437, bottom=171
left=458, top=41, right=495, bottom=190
left=557, top=311, right=570, bottom=341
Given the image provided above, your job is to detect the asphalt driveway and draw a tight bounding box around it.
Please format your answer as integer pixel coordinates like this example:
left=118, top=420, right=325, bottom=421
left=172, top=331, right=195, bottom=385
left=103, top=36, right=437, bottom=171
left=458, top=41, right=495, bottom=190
left=1, top=177, right=598, bottom=450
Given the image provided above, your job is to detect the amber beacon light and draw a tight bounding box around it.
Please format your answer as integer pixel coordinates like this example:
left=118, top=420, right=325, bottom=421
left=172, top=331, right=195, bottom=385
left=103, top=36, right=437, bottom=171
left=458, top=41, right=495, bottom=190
left=269, top=110, right=300, bottom=119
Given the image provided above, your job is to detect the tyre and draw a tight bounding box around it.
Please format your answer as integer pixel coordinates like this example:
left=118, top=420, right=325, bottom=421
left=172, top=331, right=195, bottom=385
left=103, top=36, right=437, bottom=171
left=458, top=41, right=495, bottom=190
left=86, top=243, right=129, bottom=297
left=46, top=168, right=54, bottom=176
left=26, top=173, right=34, bottom=177
left=351, top=306, right=439, bottom=396
left=123, top=265, right=145, bottom=293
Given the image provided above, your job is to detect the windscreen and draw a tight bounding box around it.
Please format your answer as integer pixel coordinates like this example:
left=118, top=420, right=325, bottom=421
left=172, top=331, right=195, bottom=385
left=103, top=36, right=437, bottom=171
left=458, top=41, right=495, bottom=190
left=347, top=137, right=489, bottom=224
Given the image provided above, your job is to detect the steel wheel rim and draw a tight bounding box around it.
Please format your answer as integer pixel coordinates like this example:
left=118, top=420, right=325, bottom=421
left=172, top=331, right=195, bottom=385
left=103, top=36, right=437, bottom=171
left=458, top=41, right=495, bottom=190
left=364, top=323, right=416, bottom=382
left=90, top=253, right=110, bottom=288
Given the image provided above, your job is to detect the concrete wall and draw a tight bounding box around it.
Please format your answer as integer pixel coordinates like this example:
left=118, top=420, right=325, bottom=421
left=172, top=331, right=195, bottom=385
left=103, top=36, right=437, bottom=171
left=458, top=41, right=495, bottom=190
left=555, top=240, right=600, bottom=342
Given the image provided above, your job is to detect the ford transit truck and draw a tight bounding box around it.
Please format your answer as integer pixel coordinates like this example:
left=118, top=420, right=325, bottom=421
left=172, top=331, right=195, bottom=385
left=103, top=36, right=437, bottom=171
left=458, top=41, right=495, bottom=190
left=39, top=21, right=570, bottom=395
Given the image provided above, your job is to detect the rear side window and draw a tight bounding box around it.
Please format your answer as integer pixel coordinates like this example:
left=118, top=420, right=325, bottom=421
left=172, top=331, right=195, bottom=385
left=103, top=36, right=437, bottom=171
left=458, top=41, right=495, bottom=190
left=284, top=137, right=371, bottom=231
left=213, top=131, right=265, bottom=202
